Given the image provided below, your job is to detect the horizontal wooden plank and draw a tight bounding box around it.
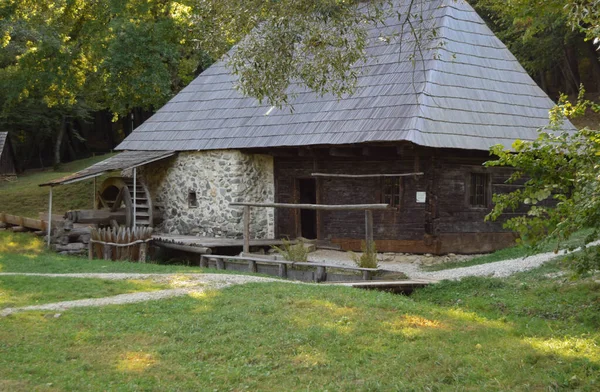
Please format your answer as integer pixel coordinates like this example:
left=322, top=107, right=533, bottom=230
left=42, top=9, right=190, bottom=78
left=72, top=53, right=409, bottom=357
left=311, top=172, right=424, bottom=178
left=230, top=202, right=390, bottom=211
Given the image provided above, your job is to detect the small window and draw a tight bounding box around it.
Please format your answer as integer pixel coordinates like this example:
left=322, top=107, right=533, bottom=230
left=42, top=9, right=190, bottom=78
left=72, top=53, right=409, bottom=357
left=469, top=173, right=489, bottom=207
left=188, top=191, right=198, bottom=208
left=382, top=177, right=402, bottom=207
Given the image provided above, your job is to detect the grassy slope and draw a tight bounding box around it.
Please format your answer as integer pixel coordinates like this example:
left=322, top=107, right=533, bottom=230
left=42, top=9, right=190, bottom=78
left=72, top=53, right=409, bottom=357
left=0, top=231, right=204, bottom=274
left=0, top=276, right=168, bottom=308
left=0, top=154, right=115, bottom=218
left=0, top=234, right=599, bottom=391
left=426, top=228, right=595, bottom=271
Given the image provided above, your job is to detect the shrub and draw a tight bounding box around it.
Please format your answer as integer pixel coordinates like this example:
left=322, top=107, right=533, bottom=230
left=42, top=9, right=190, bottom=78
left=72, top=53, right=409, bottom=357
left=350, top=241, right=379, bottom=269
left=272, top=238, right=309, bottom=263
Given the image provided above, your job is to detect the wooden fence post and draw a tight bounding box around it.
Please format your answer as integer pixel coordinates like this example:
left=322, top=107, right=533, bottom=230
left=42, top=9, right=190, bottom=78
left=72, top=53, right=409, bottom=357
left=88, top=241, right=93, bottom=260
left=278, top=263, right=287, bottom=278
left=248, top=260, right=257, bottom=273
left=200, top=255, right=208, bottom=268
left=138, top=243, right=147, bottom=263
left=102, top=243, right=111, bottom=260
left=315, top=266, right=327, bottom=283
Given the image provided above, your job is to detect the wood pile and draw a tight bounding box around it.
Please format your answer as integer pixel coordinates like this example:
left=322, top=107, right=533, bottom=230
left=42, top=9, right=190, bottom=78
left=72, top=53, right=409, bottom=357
left=51, top=219, right=92, bottom=255
left=89, top=226, right=153, bottom=262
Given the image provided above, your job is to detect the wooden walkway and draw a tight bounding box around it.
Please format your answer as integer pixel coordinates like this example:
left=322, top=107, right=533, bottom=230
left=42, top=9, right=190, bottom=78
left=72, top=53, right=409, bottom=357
left=152, top=234, right=292, bottom=248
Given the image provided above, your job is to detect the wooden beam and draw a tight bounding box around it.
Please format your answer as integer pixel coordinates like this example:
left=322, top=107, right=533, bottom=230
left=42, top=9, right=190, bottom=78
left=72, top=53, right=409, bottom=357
left=47, top=187, right=53, bottom=247
left=365, top=210, right=374, bottom=250
left=231, top=202, right=390, bottom=211
left=243, top=205, right=250, bottom=254
left=154, top=241, right=212, bottom=254
left=329, top=147, right=358, bottom=157
left=311, top=172, right=424, bottom=179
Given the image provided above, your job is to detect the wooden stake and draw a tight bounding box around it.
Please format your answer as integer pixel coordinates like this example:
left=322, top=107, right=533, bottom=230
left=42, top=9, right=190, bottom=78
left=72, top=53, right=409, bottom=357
left=138, top=243, right=147, bottom=263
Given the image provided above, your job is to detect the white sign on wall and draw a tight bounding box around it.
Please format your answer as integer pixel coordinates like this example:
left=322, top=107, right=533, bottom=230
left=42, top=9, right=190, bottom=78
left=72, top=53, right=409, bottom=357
left=416, top=191, right=427, bottom=204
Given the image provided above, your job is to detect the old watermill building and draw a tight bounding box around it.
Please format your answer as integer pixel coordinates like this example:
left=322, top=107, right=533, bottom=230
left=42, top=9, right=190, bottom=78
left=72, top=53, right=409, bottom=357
left=44, top=0, right=575, bottom=254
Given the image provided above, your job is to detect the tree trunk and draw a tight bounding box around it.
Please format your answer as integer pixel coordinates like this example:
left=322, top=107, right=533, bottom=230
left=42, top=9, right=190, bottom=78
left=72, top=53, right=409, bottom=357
left=585, top=41, right=600, bottom=92
left=54, top=116, right=67, bottom=167
left=538, top=71, right=548, bottom=94
left=562, top=46, right=580, bottom=94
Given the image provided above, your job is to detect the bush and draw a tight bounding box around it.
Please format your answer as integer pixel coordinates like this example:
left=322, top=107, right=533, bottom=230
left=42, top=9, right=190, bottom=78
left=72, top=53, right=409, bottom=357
left=272, top=239, right=309, bottom=263
left=350, top=241, right=379, bottom=269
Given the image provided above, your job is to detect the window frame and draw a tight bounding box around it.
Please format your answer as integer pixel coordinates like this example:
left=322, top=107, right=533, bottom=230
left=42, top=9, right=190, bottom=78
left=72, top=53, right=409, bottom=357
left=381, top=176, right=403, bottom=209
left=465, top=171, right=491, bottom=209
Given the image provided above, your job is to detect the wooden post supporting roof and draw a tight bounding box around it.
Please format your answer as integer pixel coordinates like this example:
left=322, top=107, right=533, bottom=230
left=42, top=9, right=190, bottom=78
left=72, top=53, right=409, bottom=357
left=47, top=186, right=53, bottom=248
left=365, top=210, right=373, bottom=251
left=243, top=205, right=250, bottom=254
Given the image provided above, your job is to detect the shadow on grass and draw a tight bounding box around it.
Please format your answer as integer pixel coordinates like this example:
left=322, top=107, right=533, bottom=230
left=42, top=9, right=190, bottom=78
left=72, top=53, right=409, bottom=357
left=0, top=279, right=598, bottom=391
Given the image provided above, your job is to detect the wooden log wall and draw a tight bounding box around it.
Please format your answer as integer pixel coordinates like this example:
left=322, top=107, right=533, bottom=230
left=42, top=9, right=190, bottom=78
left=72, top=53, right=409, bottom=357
left=273, top=146, right=519, bottom=254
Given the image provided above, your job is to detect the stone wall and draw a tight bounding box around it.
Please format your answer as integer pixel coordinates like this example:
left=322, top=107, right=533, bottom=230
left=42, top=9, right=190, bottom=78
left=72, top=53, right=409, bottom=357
left=142, top=150, right=274, bottom=238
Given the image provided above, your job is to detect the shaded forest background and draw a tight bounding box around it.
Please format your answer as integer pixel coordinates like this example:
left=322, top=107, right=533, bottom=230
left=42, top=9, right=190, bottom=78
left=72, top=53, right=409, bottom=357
left=1, top=0, right=598, bottom=170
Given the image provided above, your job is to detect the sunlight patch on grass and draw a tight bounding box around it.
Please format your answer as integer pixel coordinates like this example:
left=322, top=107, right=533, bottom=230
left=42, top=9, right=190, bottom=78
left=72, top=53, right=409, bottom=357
left=292, top=346, right=328, bottom=368
left=188, top=290, right=208, bottom=299
left=524, top=336, right=600, bottom=363
left=0, top=233, right=44, bottom=255
left=116, top=352, right=158, bottom=373
left=443, top=308, right=511, bottom=331
left=289, top=299, right=357, bottom=329
left=383, top=315, right=445, bottom=335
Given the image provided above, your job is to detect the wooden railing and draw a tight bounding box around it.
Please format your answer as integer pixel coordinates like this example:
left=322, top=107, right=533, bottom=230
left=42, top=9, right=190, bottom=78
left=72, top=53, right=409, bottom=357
left=0, top=212, right=49, bottom=232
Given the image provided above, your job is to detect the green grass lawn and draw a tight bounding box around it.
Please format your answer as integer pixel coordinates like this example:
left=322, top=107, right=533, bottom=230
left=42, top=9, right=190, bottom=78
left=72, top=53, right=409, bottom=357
left=1, top=234, right=599, bottom=390
left=0, top=276, right=168, bottom=308
left=0, top=154, right=115, bottom=218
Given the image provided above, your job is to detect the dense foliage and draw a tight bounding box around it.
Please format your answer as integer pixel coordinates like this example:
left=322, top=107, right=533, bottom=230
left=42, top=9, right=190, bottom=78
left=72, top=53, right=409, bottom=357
left=486, top=91, right=600, bottom=274
left=1, top=0, right=399, bottom=166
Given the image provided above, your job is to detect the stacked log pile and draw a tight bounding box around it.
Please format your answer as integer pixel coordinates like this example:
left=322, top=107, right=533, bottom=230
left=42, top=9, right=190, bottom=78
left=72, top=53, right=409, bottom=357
left=51, top=219, right=93, bottom=255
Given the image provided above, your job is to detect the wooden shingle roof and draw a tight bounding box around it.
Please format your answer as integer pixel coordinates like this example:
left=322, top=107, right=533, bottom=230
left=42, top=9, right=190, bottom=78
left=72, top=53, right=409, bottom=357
left=0, top=132, right=7, bottom=156
left=117, top=0, right=574, bottom=153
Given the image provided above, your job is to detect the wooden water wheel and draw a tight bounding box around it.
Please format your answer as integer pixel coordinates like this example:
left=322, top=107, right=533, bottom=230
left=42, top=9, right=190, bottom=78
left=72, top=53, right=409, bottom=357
left=95, top=177, right=154, bottom=228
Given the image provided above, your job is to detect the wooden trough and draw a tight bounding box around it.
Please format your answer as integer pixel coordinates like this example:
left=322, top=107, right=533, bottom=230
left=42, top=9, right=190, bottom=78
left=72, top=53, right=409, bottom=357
left=202, top=254, right=385, bottom=283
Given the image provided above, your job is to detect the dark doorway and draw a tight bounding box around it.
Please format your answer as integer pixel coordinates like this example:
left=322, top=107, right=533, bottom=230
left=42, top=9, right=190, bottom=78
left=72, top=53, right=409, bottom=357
left=298, top=178, right=317, bottom=239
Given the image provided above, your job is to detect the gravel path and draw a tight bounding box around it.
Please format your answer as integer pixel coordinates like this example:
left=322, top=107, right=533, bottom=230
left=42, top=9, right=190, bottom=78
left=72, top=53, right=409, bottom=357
left=2, top=243, right=592, bottom=316
left=309, top=243, right=598, bottom=280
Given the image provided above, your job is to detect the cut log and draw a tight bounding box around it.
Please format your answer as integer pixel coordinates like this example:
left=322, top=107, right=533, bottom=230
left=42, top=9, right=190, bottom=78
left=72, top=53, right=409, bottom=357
left=154, top=241, right=212, bottom=254
left=65, top=209, right=127, bottom=225
left=55, top=243, right=87, bottom=252
left=10, top=226, right=28, bottom=232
